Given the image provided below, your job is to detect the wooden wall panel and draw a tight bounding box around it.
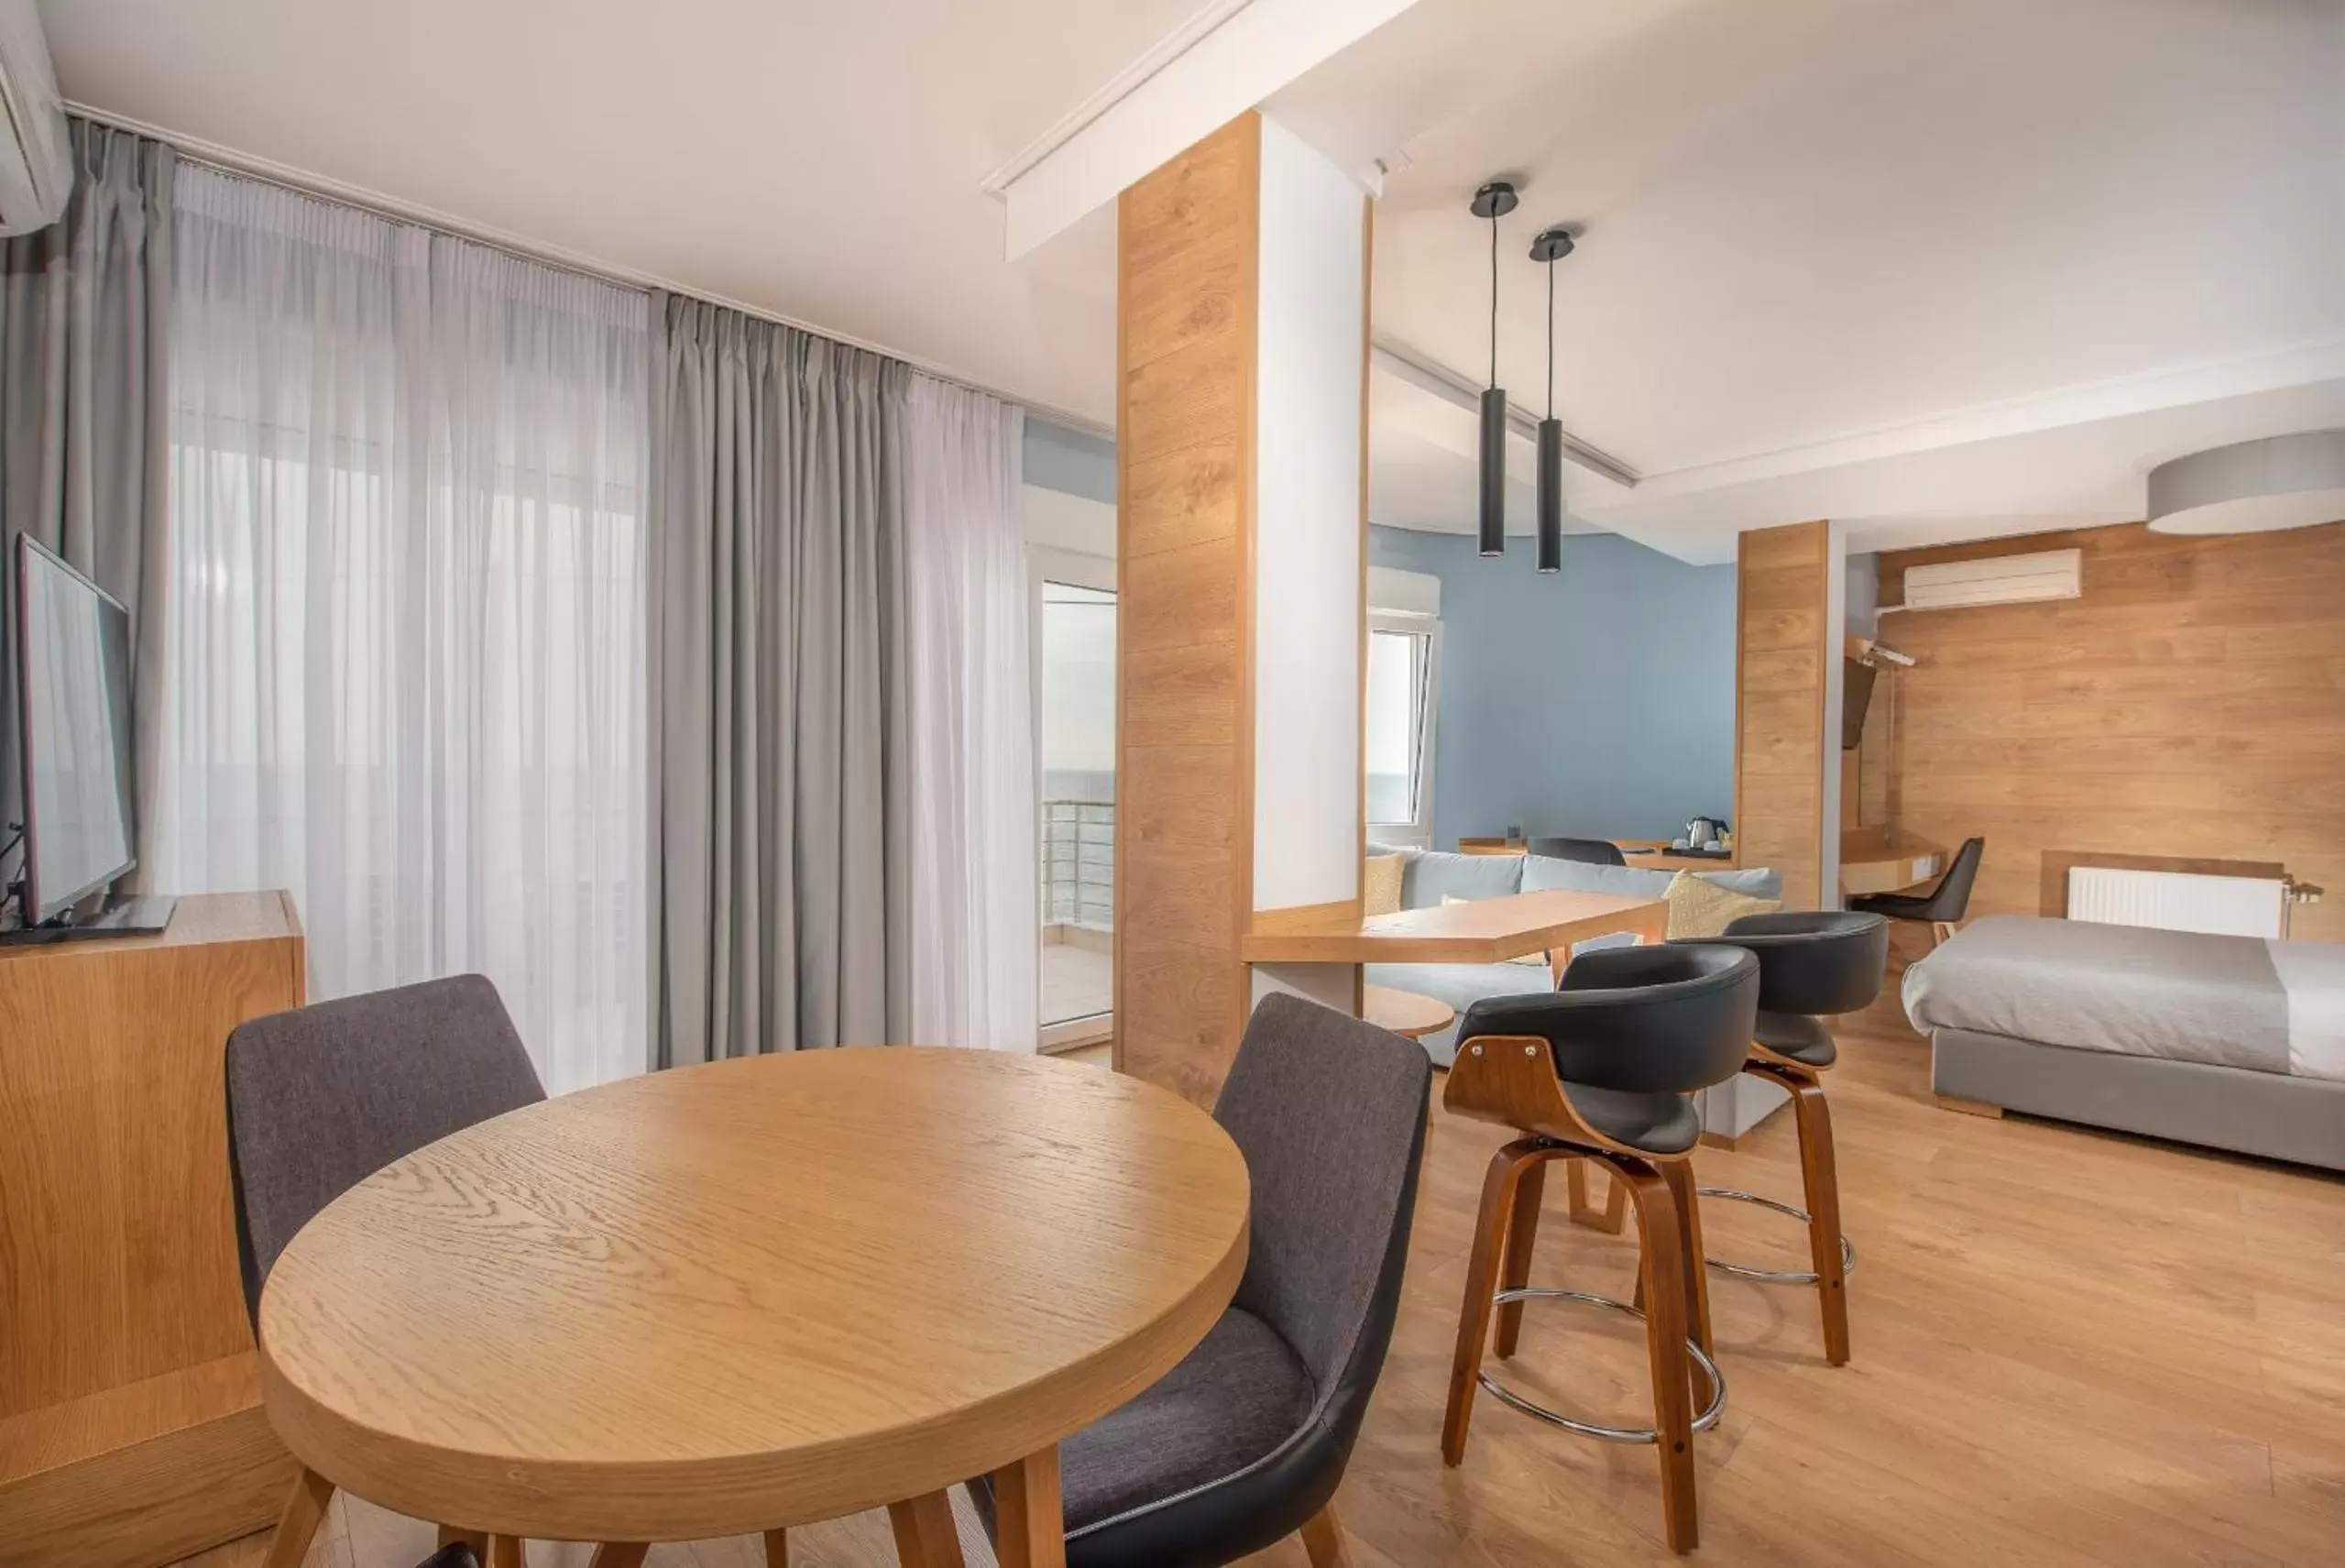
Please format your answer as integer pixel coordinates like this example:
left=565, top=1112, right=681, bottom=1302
left=1735, top=521, right=1833, bottom=908
left=1875, top=521, right=2345, bottom=941
left=1115, top=114, right=1260, bottom=1105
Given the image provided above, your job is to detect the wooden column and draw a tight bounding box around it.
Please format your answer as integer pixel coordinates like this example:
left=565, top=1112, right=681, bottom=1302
left=1113, top=112, right=1369, bottom=1104
left=1734, top=520, right=1840, bottom=910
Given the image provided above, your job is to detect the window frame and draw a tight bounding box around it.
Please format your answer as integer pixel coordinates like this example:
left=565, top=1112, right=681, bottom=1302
left=1364, top=610, right=1441, bottom=848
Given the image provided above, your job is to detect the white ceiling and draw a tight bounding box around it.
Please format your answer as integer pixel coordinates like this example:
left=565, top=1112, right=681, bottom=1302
left=35, top=0, right=1172, bottom=426
left=39, top=0, right=2345, bottom=563
left=1299, top=0, right=2345, bottom=559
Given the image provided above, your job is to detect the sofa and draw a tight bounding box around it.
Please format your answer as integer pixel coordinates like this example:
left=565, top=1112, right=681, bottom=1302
left=1364, top=846, right=1783, bottom=1067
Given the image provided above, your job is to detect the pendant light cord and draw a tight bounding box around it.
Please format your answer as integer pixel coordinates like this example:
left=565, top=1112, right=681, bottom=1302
left=1546, top=258, right=1555, bottom=418
left=1488, top=213, right=1498, bottom=389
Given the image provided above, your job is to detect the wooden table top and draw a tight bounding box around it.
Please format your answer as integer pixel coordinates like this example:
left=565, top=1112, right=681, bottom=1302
left=1363, top=984, right=1457, bottom=1040
left=1242, top=888, right=1670, bottom=966
left=256, top=1048, right=1251, bottom=1542
left=1840, top=825, right=1949, bottom=896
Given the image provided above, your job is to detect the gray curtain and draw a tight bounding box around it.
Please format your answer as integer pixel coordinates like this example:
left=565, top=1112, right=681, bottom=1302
left=0, top=119, right=174, bottom=885
left=649, top=292, right=914, bottom=1067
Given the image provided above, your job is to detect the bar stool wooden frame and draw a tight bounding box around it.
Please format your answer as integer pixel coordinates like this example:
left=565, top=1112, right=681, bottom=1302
left=1438, top=1034, right=1720, bottom=1554
left=1699, top=1043, right=1852, bottom=1366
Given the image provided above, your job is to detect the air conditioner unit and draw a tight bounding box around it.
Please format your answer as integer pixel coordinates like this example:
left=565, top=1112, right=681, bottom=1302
left=0, top=0, right=71, bottom=237
left=1889, top=547, right=2082, bottom=612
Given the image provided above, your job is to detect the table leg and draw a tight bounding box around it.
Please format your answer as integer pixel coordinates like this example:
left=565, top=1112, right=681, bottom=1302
left=264, top=1468, right=334, bottom=1568
left=991, top=1447, right=1068, bottom=1568
left=486, top=1539, right=526, bottom=1568
left=885, top=1490, right=967, bottom=1567
left=436, top=1526, right=491, bottom=1559
left=762, top=1528, right=791, bottom=1566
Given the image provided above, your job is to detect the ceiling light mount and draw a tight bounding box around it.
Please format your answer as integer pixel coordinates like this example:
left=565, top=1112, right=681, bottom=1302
left=1470, top=180, right=1520, bottom=221
left=1529, top=225, right=1576, bottom=264
left=2146, top=431, right=2345, bottom=535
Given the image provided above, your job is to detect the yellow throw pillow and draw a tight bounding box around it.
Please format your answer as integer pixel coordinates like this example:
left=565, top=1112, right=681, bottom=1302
left=1442, top=893, right=1548, bottom=966
left=1363, top=853, right=1404, bottom=916
left=1664, top=870, right=1781, bottom=939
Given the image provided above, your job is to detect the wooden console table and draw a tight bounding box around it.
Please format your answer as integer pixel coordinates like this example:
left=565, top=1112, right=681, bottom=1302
left=0, top=892, right=307, bottom=1566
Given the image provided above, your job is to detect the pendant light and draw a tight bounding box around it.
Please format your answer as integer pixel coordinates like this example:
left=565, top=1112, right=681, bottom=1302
left=1529, top=225, right=1575, bottom=575
left=1470, top=181, right=1518, bottom=556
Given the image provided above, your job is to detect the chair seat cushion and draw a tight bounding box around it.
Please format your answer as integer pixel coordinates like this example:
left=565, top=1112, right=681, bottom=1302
left=1062, top=1306, right=1315, bottom=1537
left=1561, top=1080, right=1702, bottom=1156
left=1755, top=1010, right=1836, bottom=1068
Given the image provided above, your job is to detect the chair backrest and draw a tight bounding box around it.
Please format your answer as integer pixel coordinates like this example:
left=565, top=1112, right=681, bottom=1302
left=1921, top=837, right=1985, bottom=921
left=1215, top=992, right=1431, bottom=1440
left=224, top=974, right=545, bottom=1324
left=1455, top=943, right=1759, bottom=1094
left=1526, top=835, right=1627, bottom=867
left=1714, top=910, right=1890, bottom=1017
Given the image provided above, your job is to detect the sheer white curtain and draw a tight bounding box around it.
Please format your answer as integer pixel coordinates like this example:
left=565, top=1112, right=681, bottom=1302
left=904, top=376, right=1037, bottom=1049
left=158, top=168, right=650, bottom=1092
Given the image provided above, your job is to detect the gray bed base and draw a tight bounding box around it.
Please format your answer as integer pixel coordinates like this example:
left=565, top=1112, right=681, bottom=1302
left=1932, top=1026, right=2345, bottom=1173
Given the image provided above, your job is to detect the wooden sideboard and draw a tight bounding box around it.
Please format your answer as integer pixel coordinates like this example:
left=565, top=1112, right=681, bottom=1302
left=0, top=892, right=306, bottom=1567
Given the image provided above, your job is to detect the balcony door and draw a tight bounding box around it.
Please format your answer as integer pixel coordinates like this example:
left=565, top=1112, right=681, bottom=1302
left=1033, top=549, right=1117, bottom=1049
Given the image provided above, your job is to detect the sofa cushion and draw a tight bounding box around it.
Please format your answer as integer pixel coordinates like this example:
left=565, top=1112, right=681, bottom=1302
left=1363, top=853, right=1405, bottom=916
left=1401, top=850, right=1523, bottom=908
left=1522, top=856, right=1675, bottom=898
left=1663, top=870, right=1783, bottom=938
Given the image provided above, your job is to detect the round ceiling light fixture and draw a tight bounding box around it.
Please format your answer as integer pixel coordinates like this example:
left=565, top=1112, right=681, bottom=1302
left=2146, top=430, right=2345, bottom=535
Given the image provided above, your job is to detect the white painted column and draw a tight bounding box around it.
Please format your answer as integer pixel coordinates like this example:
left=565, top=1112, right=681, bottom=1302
left=1247, top=115, right=1369, bottom=1015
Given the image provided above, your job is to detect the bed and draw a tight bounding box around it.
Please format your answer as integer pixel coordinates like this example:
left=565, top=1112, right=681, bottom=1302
left=1903, top=915, right=2345, bottom=1170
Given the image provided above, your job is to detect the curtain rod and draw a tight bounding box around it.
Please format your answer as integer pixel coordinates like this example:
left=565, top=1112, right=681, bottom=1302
left=65, top=100, right=1112, bottom=439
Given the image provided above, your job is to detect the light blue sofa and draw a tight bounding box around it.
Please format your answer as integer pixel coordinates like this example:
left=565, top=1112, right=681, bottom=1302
left=1363, top=847, right=1783, bottom=1066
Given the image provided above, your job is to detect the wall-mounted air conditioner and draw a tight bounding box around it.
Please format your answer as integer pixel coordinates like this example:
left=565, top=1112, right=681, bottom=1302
left=0, top=0, right=71, bottom=238
left=1884, top=547, right=2081, bottom=613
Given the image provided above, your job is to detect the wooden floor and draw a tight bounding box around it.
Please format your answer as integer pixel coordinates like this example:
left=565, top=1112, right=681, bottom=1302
left=181, top=987, right=2345, bottom=1568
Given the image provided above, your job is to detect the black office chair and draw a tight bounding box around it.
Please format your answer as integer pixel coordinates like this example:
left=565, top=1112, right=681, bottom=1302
left=1440, top=944, right=1759, bottom=1554
left=1685, top=912, right=1888, bottom=1366
left=1526, top=835, right=1627, bottom=867
left=1849, top=835, right=1983, bottom=946
left=974, top=991, right=1430, bottom=1567
left=225, top=975, right=550, bottom=1568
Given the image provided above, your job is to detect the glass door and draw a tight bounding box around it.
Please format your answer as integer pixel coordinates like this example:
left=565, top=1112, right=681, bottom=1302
left=1036, top=562, right=1117, bottom=1047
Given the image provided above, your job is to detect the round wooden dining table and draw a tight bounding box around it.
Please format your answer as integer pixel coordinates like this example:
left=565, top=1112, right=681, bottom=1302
left=255, top=1047, right=1252, bottom=1568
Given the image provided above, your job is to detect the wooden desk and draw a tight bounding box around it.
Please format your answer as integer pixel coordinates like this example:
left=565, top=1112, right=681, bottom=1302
left=258, top=1048, right=1250, bottom=1561
left=0, top=892, right=306, bottom=1567
left=1840, top=827, right=1948, bottom=897
left=1243, top=889, right=1669, bottom=967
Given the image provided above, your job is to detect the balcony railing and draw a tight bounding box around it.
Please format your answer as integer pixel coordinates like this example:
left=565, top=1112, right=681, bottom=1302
left=1041, top=798, right=1113, bottom=930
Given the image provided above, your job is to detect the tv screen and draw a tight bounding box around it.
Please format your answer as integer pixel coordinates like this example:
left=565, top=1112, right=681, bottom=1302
left=16, top=535, right=136, bottom=924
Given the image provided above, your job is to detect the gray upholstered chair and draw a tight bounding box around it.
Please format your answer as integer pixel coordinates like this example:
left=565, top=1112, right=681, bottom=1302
left=976, top=991, right=1430, bottom=1567
left=225, top=974, right=546, bottom=1568
left=1526, top=835, right=1627, bottom=867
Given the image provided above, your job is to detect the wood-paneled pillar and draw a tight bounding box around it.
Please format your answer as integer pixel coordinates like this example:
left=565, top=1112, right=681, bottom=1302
left=1734, top=519, right=1847, bottom=911
left=1113, top=111, right=1370, bottom=1104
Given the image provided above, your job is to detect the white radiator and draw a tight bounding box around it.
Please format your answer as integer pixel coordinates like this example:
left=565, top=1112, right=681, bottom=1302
left=2066, top=867, right=2290, bottom=939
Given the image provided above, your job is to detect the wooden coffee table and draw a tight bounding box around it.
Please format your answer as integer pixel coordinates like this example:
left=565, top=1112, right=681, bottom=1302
left=255, top=1048, right=1252, bottom=1567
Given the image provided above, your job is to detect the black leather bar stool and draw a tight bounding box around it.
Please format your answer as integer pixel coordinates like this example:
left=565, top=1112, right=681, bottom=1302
left=1441, top=944, right=1759, bottom=1555
left=1691, top=911, right=1890, bottom=1366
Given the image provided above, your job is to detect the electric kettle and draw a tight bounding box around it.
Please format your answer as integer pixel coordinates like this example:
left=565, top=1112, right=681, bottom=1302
left=1685, top=816, right=1726, bottom=850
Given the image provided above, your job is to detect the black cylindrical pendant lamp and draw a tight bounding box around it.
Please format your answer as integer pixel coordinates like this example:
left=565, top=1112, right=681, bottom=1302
left=1536, top=418, right=1564, bottom=573
left=1478, top=388, right=1509, bottom=555
left=1471, top=181, right=1518, bottom=556
left=1530, top=224, right=1576, bottom=576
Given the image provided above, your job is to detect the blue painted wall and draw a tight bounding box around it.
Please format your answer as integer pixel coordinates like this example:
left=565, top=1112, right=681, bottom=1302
left=1369, top=526, right=1738, bottom=850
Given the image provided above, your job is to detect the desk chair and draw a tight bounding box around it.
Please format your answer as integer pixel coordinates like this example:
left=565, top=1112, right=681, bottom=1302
left=1849, top=836, right=1983, bottom=947
left=1527, top=836, right=1627, bottom=867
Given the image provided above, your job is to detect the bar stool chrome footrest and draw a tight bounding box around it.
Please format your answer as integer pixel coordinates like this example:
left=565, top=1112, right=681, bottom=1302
left=1696, top=1186, right=1857, bottom=1283
left=1477, top=1287, right=1726, bottom=1445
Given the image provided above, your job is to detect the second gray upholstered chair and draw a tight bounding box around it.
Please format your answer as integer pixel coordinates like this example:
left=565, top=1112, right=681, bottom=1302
left=974, top=991, right=1431, bottom=1567
left=225, top=974, right=547, bottom=1568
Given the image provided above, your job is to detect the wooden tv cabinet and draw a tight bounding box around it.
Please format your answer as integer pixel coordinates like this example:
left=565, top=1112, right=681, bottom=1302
left=0, top=892, right=306, bottom=1566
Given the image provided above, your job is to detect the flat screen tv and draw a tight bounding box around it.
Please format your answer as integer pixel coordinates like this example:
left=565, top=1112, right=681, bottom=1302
left=13, top=533, right=138, bottom=926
